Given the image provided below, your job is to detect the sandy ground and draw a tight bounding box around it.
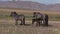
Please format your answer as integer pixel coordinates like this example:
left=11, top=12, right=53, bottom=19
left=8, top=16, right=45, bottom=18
left=0, top=19, right=60, bottom=34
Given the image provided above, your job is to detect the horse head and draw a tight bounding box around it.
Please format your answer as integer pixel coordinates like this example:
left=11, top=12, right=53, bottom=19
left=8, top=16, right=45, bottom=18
left=10, top=12, right=17, bottom=17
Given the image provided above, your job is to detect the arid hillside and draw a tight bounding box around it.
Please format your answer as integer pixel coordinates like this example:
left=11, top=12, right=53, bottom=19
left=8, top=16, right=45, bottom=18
left=0, top=1, right=60, bottom=11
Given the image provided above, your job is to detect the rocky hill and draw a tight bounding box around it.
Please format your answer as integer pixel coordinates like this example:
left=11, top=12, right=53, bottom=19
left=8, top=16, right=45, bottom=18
left=0, top=1, right=60, bottom=11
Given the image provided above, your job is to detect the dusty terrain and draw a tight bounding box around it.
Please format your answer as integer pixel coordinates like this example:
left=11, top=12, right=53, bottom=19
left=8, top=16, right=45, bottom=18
left=0, top=8, right=60, bottom=34
left=0, top=19, right=60, bottom=34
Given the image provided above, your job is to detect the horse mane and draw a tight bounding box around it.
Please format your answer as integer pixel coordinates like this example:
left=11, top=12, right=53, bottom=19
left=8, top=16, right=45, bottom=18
left=13, top=12, right=17, bottom=15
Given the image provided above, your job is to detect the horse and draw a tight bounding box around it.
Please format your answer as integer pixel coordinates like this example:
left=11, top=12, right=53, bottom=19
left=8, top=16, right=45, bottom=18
left=10, top=12, right=25, bottom=25
left=32, top=12, right=43, bottom=26
left=43, top=14, right=48, bottom=26
left=32, top=12, right=48, bottom=26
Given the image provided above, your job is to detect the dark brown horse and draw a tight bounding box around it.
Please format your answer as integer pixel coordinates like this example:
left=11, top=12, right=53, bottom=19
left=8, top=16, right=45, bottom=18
left=32, top=12, right=48, bottom=26
left=10, top=12, right=25, bottom=25
left=44, top=14, right=48, bottom=26
left=32, top=12, right=43, bottom=26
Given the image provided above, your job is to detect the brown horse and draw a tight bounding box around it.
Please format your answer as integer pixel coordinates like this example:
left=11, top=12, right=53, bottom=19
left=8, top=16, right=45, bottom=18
left=32, top=12, right=48, bottom=26
left=32, top=12, right=42, bottom=26
left=10, top=12, right=25, bottom=25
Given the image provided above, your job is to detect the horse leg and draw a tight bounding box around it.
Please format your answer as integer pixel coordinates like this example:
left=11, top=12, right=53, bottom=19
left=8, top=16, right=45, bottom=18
left=36, top=22, right=38, bottom=26
left=39, top=20, right=41, bottom=26
left=45, top=18, right=48, bottom=26
left=36, top=20, right=39, bottom=26
left=32, top=19, right=35, bottom=26
left=23, top=18, right=25, bottom=25
left=32, top=19, right=35, bottom=25
left=15, top=20, right=18, bottom=25
left=20, top=20, right=23, bottom=25
left=43, top=19, right=45, bottom=26
left=36, top=20, right=41, bottom=26
left=40, top=20, right=42, bottom=25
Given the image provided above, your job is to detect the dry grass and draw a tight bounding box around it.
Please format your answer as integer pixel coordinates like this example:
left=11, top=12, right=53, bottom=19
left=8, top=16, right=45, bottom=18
left=0, top=19, right=60, bottom=34
left=0, top=8, right=60, bottom=21
left=0, top=8, right=60, bottom=34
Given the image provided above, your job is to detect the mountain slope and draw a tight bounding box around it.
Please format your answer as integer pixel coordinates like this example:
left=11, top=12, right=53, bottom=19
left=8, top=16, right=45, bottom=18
left=0, top=1, right=60, bottom=11
left=47, top=4, right=60, bottom=11
left=0, top=1, right=47, bottom=10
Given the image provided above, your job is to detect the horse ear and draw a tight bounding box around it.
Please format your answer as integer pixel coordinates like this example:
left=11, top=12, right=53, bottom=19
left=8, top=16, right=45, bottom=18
left=34, top=12, right=36, bottom=14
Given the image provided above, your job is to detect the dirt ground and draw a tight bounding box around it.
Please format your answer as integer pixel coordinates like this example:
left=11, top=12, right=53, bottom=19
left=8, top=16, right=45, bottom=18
left=0, top=8, right=60, bottom=34
left=0, top=19, right=60, bottom=34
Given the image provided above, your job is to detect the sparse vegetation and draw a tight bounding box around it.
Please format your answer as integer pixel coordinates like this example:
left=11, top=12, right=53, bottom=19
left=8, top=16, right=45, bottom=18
left=0, top=8, right=60, bottom=21
left=0, top=8, right=60, bottom=34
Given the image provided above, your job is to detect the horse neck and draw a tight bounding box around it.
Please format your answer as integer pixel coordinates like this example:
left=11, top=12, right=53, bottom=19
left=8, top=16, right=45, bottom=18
left=13, top=13, right=18, bottom=17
